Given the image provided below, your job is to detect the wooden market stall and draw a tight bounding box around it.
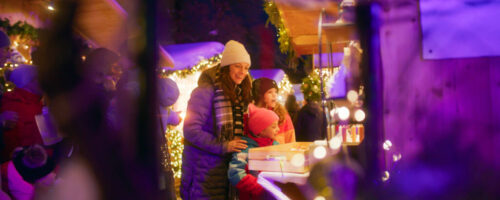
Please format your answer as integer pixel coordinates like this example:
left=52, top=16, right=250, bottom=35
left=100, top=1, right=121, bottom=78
left=251, top=2, right=365, bottom=199
left=273, top=0, right=355, bottom=55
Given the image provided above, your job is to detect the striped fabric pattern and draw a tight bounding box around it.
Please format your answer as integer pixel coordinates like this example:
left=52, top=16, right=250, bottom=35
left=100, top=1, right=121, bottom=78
left=213, top=67, right=246, bottom=142
left=232, top=87, right=244, bottom=137
left=213, top=87, right=235, bottom=142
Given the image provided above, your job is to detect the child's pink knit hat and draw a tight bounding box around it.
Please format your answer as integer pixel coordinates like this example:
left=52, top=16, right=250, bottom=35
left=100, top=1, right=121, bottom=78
left=247, top=104, right=279, bottom=135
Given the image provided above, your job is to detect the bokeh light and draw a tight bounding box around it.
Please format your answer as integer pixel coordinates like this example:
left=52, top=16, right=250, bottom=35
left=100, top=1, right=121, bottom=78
left=347, top=90, right=358, bottom=103
left=393, top=153, right=402, bottom=162
left=383, top=140, right=392, bottom=151
left=329, top=135, right=342, bottom=150
left=313, top=146, right=327, bottom=159
left=382, top=171, right=390, bottom=182
left=337, top=106, right=350, bottom=121
left=354, top=109, right=365, bottom=122
left=291, top=153, right=305, bottom=167
left=314, top=196, right=326, bottom=200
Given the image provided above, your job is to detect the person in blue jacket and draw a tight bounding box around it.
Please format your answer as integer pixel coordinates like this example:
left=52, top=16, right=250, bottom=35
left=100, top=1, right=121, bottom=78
left=228, top=104, right=280, bottom=200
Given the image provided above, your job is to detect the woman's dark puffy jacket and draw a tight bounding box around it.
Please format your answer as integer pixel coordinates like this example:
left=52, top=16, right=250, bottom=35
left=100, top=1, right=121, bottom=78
left=181, top=67, right=233, bottom=199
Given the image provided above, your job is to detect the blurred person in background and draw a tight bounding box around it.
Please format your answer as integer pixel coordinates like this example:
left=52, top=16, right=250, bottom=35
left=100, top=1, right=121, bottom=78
left=1, top=65, right=43, bottom=163
left=82, top=48, right=123, bottom=131
left=284, top=94, right=299, bottom=124
left=0, top=30, right=18, bottom=160
left=157, top=77, right=180, bottom=199
left=294, top=82, right=326, bottom=142
left=83, top=48, right=122, bottom=96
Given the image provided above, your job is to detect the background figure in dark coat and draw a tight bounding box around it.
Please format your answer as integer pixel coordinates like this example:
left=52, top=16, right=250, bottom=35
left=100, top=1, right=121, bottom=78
left=285, top=94, right=299, bottom=123
left=294, top=100, right=327, bottom=142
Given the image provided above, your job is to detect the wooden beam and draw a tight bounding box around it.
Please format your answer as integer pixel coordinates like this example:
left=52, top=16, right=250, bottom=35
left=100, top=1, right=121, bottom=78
left=292, top=35, right=347, bottom=55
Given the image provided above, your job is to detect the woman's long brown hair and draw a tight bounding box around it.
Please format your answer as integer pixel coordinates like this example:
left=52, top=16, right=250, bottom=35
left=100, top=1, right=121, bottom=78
left=219, top=65, right=252, bottom=105
left=272, top=103, right=288, bottom=125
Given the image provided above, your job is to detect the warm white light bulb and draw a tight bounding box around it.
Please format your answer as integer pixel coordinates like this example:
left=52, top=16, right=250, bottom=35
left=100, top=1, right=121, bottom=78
left=382, top=171, right=390, bottom=182
left=47, top=5, right=55, bottom=11
left=337, top=106, right=350, bottom=121
left=354, top=109, right=365, bottom=122
left=313, top=146, right=327, bottom=159
left=329, top=135, right=342, bottom=150
left=291, top=153, right=305, bottom=167
left=393, top=153, right=402, bottom=162
left=347, top=90, right=358, bottom=103
left=314, top=196, right=326, bottom=200
left=383, top=140, right=392, bottom=151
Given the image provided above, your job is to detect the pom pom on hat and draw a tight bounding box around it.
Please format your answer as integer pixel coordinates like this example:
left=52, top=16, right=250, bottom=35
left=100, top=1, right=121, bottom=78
left=220, top=40, right=251, bottom=67
left=0, top=30, right=10, bottom=48
left=247, top=104, right=279, bottom=135
left=12, top=145, right=56, bottom=184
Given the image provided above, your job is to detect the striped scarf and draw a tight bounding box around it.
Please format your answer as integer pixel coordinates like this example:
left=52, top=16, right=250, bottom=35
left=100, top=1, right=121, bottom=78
left=213, top=69, right=246, bottom=142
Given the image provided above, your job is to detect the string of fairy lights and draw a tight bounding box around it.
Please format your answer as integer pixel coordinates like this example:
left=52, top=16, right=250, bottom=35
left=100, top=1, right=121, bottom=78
left=159, top=54, right=223, bottom=79
left=163, top=128, right=184, bottom=179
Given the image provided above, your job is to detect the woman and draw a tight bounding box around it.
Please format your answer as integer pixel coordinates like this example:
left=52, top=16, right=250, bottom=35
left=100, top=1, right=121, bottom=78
left=252, top=78, right=295, bottom=144
left=181, top=40, right=252, bottom=199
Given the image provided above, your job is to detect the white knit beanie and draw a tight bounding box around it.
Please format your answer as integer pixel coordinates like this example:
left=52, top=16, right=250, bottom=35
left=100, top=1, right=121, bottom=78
left=220, top=40, right=251, bottom=67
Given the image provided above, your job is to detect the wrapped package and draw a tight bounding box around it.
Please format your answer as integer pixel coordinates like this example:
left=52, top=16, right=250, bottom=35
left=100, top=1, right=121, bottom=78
left=248, top=142, right=313, bottom=173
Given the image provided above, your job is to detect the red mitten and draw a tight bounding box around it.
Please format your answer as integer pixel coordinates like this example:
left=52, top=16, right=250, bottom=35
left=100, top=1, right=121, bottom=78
left=235, top=174, right=264, bottom=196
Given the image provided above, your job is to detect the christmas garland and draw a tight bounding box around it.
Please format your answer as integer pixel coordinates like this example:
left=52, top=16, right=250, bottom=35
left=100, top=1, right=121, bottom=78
left=263, top=1, right=295, bottom=56
left=0, top=18, right=39, bottom=42
left=159, top=54, right=222, bottom=79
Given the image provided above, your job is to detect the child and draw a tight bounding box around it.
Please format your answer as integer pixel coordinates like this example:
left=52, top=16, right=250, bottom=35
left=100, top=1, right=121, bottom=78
left=252, top=78, right=295, bottom=144
left=228, top=104, right=280, bottom=200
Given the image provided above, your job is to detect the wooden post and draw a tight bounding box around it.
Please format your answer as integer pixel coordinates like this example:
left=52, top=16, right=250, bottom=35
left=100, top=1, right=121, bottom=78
left=356, top=2, right=385, bottom=198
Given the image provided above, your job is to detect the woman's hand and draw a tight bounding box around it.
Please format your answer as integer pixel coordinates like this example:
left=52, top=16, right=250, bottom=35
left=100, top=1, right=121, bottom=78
left=226, top=139, right=248, bottom=153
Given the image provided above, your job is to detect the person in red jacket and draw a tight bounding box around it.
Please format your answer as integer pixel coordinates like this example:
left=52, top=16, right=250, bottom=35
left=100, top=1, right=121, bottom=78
left=228, top=104, right=280, bottom=200
left=1, top=65, right=43, bottom=162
